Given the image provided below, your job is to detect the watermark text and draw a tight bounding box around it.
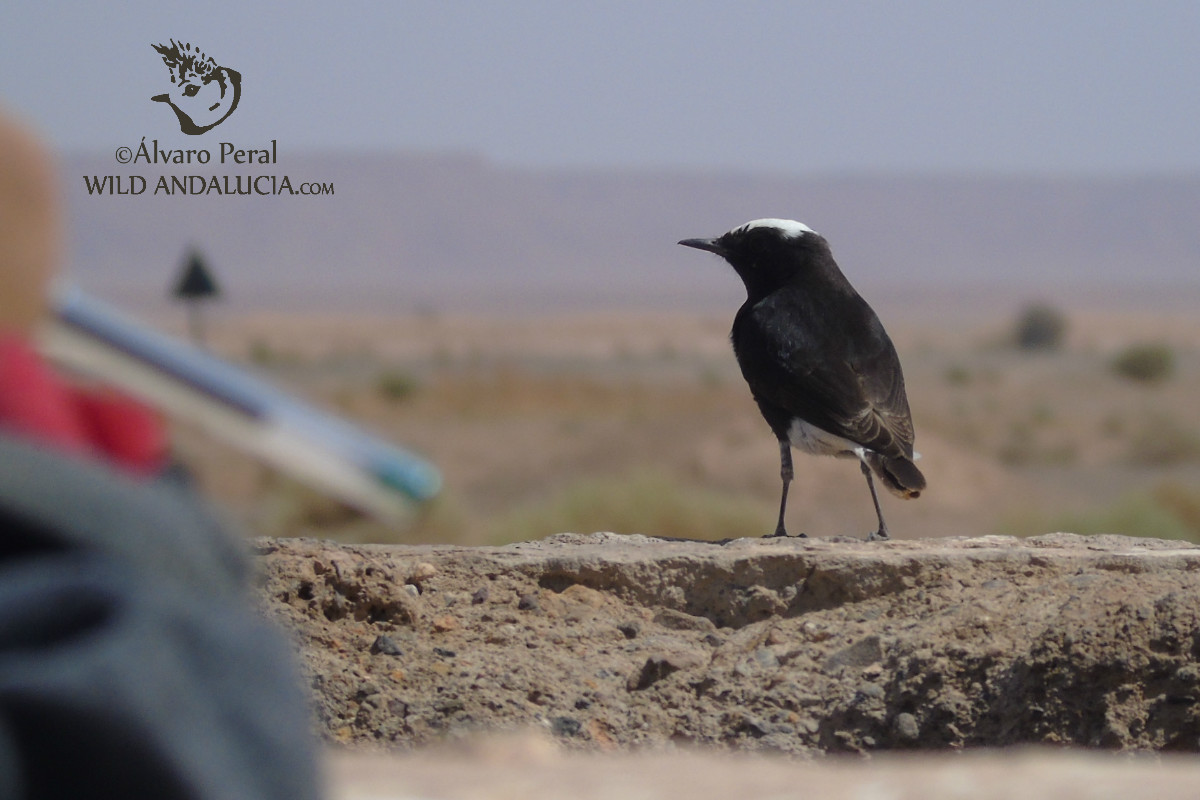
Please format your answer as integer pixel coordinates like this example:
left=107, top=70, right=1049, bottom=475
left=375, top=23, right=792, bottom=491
left=83, top=174, right=334, bottom=196
left=90, top=139, right=332, bottom=197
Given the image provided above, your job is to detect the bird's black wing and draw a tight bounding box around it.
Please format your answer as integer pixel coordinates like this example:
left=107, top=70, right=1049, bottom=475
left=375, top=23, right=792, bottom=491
left=732, top=285, right=915, bottom=459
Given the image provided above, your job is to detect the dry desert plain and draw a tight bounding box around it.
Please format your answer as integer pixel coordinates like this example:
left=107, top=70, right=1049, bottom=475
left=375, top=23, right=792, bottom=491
left=156, top=301, right=1200, bottom=548
left=141, top=300, right=1200, bottom=797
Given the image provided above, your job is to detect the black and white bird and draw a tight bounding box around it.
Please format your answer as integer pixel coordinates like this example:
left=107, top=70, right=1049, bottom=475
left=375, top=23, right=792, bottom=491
left=679, top=219, right=924, bottom=540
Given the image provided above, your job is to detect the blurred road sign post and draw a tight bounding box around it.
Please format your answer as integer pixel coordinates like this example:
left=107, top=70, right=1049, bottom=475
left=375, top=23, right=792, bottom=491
left=171, top=247, right=221, bottom=347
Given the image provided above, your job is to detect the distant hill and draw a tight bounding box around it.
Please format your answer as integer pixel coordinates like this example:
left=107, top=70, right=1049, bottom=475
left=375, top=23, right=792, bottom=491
left=62, top=152, right=1200, bottom=316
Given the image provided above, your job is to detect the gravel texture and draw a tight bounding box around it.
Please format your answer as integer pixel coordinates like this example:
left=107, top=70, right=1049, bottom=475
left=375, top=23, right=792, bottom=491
left=253, top=532, right=1200, bottom=754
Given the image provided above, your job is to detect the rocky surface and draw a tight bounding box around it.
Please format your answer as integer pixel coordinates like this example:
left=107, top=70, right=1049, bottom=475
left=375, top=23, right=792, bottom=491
left=253, top=532, right=1200, bottom=754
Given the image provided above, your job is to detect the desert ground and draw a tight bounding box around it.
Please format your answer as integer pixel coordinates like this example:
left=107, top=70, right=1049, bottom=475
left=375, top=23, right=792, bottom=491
left=258, top=531, right=1200, bottom=755
left=144, top=300, right=1200, bottom=797
left=153, top=301, right=1200, bottom=548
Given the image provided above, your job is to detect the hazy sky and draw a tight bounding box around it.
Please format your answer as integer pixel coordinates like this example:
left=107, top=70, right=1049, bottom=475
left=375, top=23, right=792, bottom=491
left=3, top=1, right=1200, bottom=175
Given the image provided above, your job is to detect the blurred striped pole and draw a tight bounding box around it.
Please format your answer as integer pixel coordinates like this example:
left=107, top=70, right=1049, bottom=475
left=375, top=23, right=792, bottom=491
left=39, top=286, right=441, bottom=521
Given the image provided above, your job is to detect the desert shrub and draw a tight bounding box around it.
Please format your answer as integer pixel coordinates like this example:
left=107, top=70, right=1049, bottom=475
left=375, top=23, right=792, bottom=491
left=944, top=364, right=972, bottom=386
left=1014, top=303, right=1067, bottom=351
left=246, top=339, right=303, bottom=367
left=1111, top=342, right=1175, bottom=383
left=249, top=338, right=276, bottom=365
left=376, top=370, right=421, bottom=402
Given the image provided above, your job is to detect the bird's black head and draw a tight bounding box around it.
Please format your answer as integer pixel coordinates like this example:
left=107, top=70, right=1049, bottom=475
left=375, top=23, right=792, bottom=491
left=679, top=218, right=833, bottom=299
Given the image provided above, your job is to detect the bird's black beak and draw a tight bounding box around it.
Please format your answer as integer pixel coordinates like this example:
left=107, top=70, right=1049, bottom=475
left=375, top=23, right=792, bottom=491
left=678, top=237, right=725, bottom=256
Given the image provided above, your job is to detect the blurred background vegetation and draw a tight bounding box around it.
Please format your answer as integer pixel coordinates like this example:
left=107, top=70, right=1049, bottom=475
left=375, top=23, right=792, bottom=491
left=164, top=300, right=1200, bottom=546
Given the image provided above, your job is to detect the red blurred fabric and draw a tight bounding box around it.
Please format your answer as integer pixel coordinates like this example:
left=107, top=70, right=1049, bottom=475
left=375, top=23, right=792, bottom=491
left=0, top=334, right=167, bottom=476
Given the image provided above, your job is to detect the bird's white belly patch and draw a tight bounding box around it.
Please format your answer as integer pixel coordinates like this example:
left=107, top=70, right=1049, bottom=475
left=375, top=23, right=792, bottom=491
left=787, top=418, right=860, bottom=457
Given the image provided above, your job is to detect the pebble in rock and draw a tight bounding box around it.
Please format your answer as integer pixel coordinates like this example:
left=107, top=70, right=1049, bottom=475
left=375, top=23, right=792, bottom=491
left=894, top=712, right=920, bottom=742
left=369, top=635, right=403, bottom=656
left=409, top=562, right=438, bottom=583
left=550, top=716, right=583, bottom=737
left=617, top=621, right=641, bottom=640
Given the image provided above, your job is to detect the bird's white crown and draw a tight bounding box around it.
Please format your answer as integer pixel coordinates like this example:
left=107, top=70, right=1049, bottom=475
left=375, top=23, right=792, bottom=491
left=732, top=219, right=816, bottom=239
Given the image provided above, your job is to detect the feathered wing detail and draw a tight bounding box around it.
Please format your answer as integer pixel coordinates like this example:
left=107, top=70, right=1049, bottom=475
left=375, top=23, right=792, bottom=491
left=732, top=285, right=925, bottom=496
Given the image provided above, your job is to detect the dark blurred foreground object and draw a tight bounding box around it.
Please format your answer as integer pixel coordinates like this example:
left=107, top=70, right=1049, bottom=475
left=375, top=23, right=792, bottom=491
left=0, top=106, right=323, bottom=799
left=0, top=433, right=324, bottom=800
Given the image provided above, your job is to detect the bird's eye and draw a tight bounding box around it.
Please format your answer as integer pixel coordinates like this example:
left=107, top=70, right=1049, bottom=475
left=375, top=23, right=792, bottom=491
left=183, top=84, right=200, bottom=97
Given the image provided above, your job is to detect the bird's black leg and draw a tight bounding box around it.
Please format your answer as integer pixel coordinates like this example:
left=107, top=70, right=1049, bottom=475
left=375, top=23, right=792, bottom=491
left=859, top=459, right=890, bottom=541
left=765, top=440, right=803, bottom=538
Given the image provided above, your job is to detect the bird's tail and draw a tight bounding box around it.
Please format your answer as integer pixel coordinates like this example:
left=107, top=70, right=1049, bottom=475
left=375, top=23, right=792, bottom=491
left=865, top=452, right=926, bottom=499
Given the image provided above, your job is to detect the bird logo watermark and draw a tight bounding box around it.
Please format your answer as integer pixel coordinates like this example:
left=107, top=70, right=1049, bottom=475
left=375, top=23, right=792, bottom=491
left=150, top=40, right=241, bottom=135
left=86, top=43, right=335, bottom=196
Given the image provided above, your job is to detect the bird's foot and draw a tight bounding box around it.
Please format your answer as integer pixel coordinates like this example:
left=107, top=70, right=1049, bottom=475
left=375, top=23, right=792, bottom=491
left=866, top=528, right=890, bottom=542
left=764, top=528, right=807, bottom=539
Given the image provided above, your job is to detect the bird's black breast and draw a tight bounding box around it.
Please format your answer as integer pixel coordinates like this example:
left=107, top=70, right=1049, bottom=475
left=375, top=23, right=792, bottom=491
left=731, top=281, right=915, bottom=458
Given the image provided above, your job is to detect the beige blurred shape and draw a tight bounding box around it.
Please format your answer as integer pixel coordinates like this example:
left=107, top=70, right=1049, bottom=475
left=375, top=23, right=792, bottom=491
left=0, top=107, right=60, bottom=334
